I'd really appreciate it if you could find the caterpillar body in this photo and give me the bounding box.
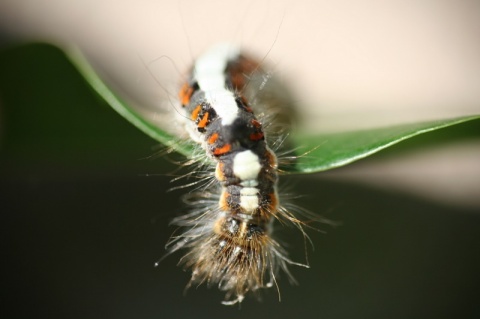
[166,44,304,305]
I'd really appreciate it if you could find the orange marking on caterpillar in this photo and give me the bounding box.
[215,162,225,181]
[208,132,219,144]
[213,144,232,156]
[251,119,262,128]
[265,149,278,168]
[219,190,229,210]
[249,132,264,141]
[191,105,202,121]
[197,112,210,129]
[179,83,194,106]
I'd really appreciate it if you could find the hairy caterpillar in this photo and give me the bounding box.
[163,43,308,305]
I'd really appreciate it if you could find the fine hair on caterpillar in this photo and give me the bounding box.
[149,42,326,306]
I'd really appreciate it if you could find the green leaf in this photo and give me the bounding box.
[66,44,480,173]
[291,115,480,173]
[4,43,477,174]
[66,46,194,158]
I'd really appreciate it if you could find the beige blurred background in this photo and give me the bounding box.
[0,0,479,207]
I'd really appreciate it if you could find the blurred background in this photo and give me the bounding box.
[0,1,479,318]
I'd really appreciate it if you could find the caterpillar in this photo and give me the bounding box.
[164,43,306,305]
